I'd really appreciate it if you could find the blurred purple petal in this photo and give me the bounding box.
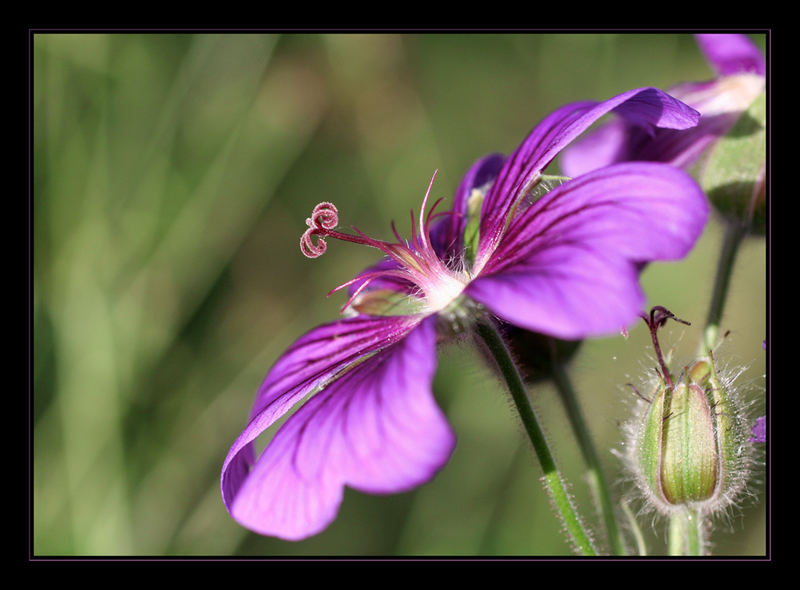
[227,316,454,540]
[749,416,766,443]
[560,84,737,176]
[468,163,708,339]
[561,35,765,178]
[695,34,766,76]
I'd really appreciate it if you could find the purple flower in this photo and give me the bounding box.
[750,416,766,443]
[221,87,709,540]
[560,34,765,177]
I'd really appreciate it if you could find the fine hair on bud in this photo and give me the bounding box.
[615,308,763,543]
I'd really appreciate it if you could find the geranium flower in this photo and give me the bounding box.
[221,87,709,540]
[560,34,765,177]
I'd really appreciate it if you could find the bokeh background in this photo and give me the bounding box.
[32,32,767,557]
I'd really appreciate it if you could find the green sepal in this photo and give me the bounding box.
[523,175,572,208]
[463,175,573,267]
[697,90,766,234]
[350,289,427,317]
[638,381,668,503]
[462,187,485,268]
[702,354,742,499]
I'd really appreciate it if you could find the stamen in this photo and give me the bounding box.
[391,220,404,244]
[298,172,468,315]
[417,170,438,253]
[425,197,446,228]
[409,209,418,250]
[326,269,412,297]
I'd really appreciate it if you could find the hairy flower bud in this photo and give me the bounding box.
[622,309,756,520]
[638,361,723,508]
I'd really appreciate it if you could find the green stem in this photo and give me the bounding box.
[620,499,647,556]
[667,506,706,556]
[475,319,598,556]
[548,340,626,556]
[701,221,747,354]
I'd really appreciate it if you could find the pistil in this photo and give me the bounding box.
[300,172,469,314]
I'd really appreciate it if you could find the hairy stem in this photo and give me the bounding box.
[668,506,706,556]
[548,340,627,555]
[475,319,597,556]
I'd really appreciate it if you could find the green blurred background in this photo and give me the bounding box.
[32,33,767,557]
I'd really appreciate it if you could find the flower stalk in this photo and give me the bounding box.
[548,339,627,555]
[668,506,706,556]
[701,220,748,353]
[475,319,598,555]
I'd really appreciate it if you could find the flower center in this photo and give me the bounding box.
[300,171,469,314]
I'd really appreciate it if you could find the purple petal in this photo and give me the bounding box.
[558,118,632,179]
[749,415,766,443]
[488,162,709,274]
[467,163,708,339]
[221,314,424,514]
[695,34,766,76]
[468,250,643,340]
[475,88,700,268]
[225,316,455,540]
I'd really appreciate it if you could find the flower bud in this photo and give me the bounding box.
[624,309,756,519]
[632,354,753,516]
[649,378,717,505]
